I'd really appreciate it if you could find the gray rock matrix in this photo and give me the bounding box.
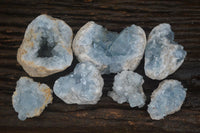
[147,80,187,120]
[12,77,53,121]
[53,62,104,105]
[17,14,73,77]
[73,21,146,74]
[108,71,146,108]
[145,23,187,80]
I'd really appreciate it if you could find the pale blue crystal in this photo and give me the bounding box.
[17,14,73,77]
[145,23,187,80]
[108,71,146,108]
[12,77,53,121]
[73,21,146,74]
[53,62,104,104]
[147,80,187,120]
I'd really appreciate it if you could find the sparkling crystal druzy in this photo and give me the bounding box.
[73,21,146,74]
[12,77,53,121]
[53,62,104,104]
[108,71,146,108]
[147,80,187,120]
[17,14,73,77]
[145,23,187,80]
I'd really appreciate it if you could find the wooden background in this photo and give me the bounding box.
[0,0,200,132]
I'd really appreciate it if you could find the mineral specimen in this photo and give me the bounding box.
[108,71,146,108]
[73,21,146,74]
[144,23,187,80]
[147,80,187,120]
[17,14,73,77]
[53,62,104,104]
[12,77,53,121]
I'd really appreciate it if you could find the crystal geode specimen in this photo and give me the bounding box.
[73,21,146,74]
[12,77,53,121]
[17,14,73,77]
[145,23,187,80]
[53,62,104,104]
[147,80,187,120]
[108,71,146,108]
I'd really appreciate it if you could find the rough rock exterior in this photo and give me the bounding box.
[12,77,53,121]
[73,21,146,74]
[108,71,146,108]
[147,80,187,120]
[145,23,187,80]
[53,62,104,105]
[17,14,73,77]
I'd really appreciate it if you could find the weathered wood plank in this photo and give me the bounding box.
[0,0,199,132]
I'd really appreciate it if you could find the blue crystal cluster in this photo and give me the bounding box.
[17,14,73,77]
[108,71,146,108]
[73,21,146,74]
[12,77,52,121]
[145,23,187,80]
[147,80,187,120]
[53,62,104,104]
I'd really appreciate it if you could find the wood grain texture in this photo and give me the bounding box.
[0,0,200,132]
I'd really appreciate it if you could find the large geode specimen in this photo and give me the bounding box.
[108,71,146,108]
[147,80,187,120]
[17,14,73,77]
[12,77,53,121]
[53,62,104,104]
[73,21,146,74]
[145,23,187,80]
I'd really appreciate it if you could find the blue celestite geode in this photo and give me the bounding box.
[147,80,187,120]
[108,71,146,108]
[53,62,104,104]
[73,21,146,74]
[12,77,53,121]
[145,23,187,80]
[17,14,73,77]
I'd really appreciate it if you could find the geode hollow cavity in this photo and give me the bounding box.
[73,21,146,74]
[17,14,73,77]
[12,77,53,121]
[145,23,187,80]
[147,80,187,120]
[53,62,104,105]
[108,71,146,108]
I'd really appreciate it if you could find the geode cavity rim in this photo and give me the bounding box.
[73,21,146,74]
[17,14,73,77]
[12,77,53,121]
[145,23,187,80]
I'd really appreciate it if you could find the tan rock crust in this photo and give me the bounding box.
[17,14,73,77]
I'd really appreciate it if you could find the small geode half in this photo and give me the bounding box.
[53,62,104,105]
[147,79,187,120]
[108,71,146,108]
[73,21,146,74]
[17,14,73,77]
[145,23,187,80]
[12,77,53,121]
